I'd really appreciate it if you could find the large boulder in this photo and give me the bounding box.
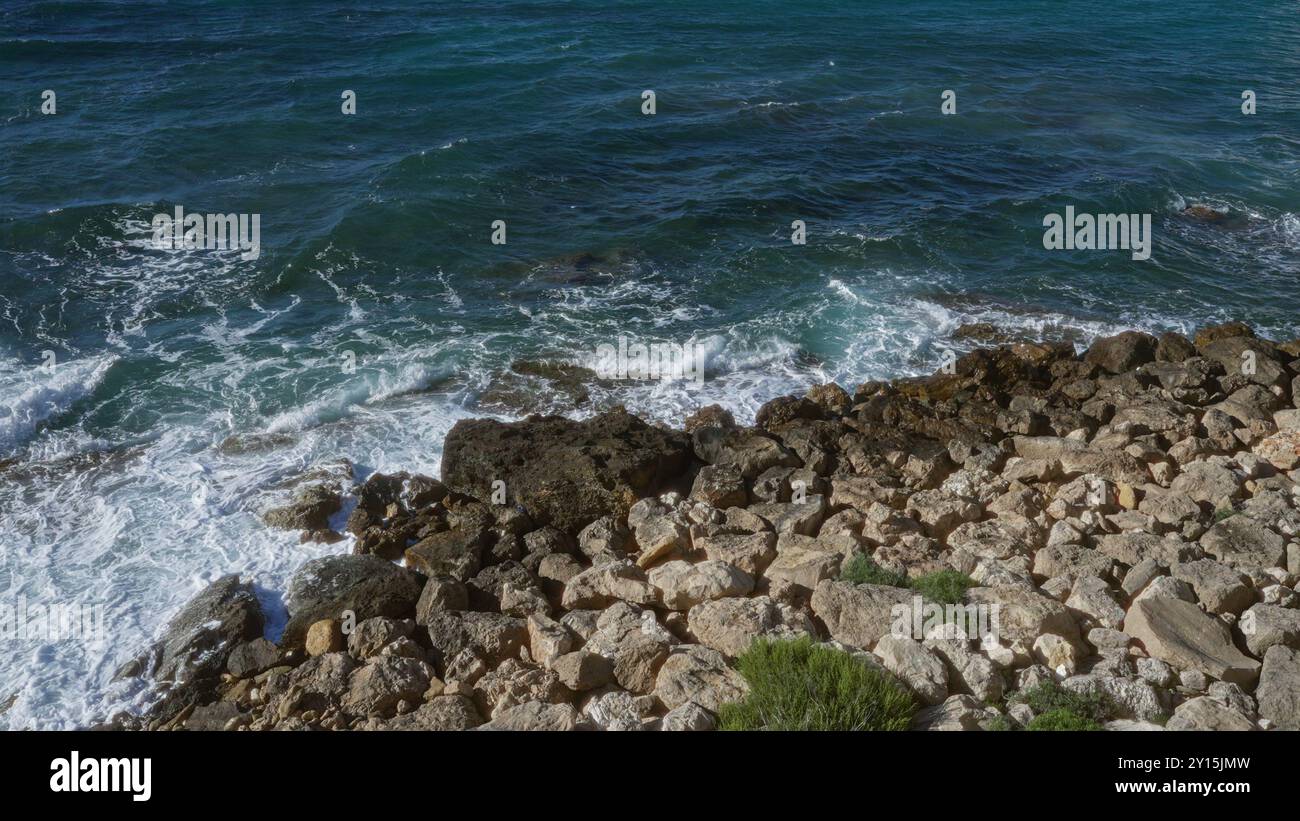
[810,580,913,651]
[441,409,690,534]
[1124,598,1260,686]
[692,426,801,479]
[118,575,263,685]
[1200,516,1287,571]
[649,560,753,611]
[1084,331,1157,374]
[653,644,747,713]
[282,556,423,650]
[687,596,814,657]
[1012,437,1149,485]
[262,483,342,531]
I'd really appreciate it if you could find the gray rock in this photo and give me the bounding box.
[560,559,657,610]
[1255,645,1300,730]
[342,655,436,718]
[1200,515,1287,570]
[1240,603,1300,657]
[477,701,581,731]
[811,580,914,651]
[1166,696,1256,731]
[442,409,691,534]
[282,556,422,650]
[873,634,948,706]
[120,575,263,685]
[660,701,717,731]
[1124,597,1261,686]
[649,559,753,610]
[654,644,747,713]
[687,596,814,658]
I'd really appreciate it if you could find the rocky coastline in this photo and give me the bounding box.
[110,321,1300,731]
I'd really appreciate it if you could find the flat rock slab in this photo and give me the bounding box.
[441,408,690,534]
[1124,598,1260,686]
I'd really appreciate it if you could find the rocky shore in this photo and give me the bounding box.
[111,321,1300,731]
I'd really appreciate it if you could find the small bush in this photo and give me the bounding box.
[1015,681,1112,722]
[838,554,908,588]
[1026,709,1103,731]
[983,714,1015,732]
[910,569,974,605]
[718,637,917,731]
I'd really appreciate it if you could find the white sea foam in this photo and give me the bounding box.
[0,354,117,454]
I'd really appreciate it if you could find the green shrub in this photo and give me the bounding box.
[1015,681,1112,722]
[910,569,974,605]
[838,554,908,588]
[1026,709,1103,731]
[838,556,975,601]
[982,714,1015,732]
[718,637,917,731]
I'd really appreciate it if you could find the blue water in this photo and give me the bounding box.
[1,0,1297,727]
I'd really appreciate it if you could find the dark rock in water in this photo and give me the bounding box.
[951,322,1040,346]
[1155,331,1197,363]
[441,408,690,534]
[355,472,407,515]
[281,555,423,650]
[116,575,263,685]
[478,360,607,415]
[1182,204,1230,224]
[301,528,345,544]
[1194,321,1255,348]
[1084,331,1157,374]
[217,432,296,455]
[262,483,342,531]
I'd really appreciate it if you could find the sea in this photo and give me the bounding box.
[1,0,1297,728]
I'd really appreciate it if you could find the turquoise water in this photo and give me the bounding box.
[1,0,1298,727]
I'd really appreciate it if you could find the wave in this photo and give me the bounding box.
[0,354,117,455]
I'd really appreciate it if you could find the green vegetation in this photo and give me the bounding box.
[1026,709,1103,731]
[982,714,1014,732]
[1014,680,1113,731]
[910,569,974,605]
[838,554,909,587]
[838,556,974,606]
[718,637,917,731]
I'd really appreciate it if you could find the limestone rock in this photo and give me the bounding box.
[1124,597,1261,686]
[687,596,815,658]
